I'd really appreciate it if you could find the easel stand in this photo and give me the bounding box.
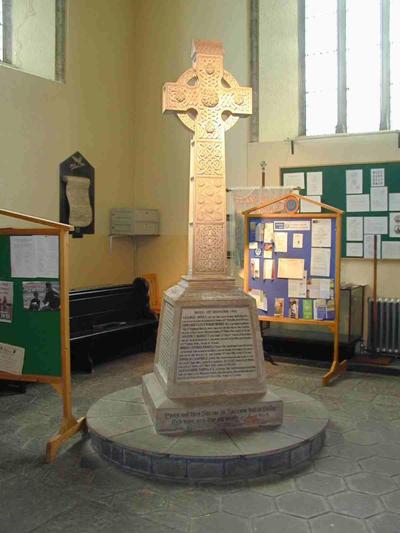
[243,194,346,385]
[0,209,86,462]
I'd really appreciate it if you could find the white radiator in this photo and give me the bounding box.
[368,298,400,355]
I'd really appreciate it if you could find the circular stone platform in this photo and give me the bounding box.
[87,385,329,483]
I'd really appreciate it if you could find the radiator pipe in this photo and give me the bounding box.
[373,235,378,352]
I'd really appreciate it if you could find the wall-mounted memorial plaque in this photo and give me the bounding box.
[59,152,95,238]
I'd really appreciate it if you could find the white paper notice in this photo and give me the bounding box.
[293,233,303,248]
[346,217,363,241]
[306,171,323,196]
[311,219,331,248]
[311,248,331,277]
[10,236,59,279]
[346,169,363,194]
[389,193,400,211]
[274,220,310,231]
[249,289,263,309]
[364,216,388,235]
[389,212,400,238]
[263,259,274,280]
[10,237,35,278]
[346,242,363,257]
[371,186,388,212]
[283,172,305,190]
[288,278,307,298]
[371,168,385,187]
[364,234,381,259]
[309,278,331,299]
[263,223,274,243]
[277,258,304,279]
[274,232,288,253]
[382,241,400,259]
[0,342,25,375]
[35,236,59,278]
[300,196,321,213]
[346,194,370,212]
[249,242,257,250]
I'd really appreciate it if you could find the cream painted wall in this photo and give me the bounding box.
[0,0,136,289]
[132,0,251,293]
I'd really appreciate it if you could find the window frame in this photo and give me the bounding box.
[1,0,12,64]
[299,0,393,136]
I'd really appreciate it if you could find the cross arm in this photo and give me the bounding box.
[162,82,197,114]
[221,86,252,117]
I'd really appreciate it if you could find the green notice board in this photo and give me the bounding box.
[281,161,400,258]
[0,235,61,377]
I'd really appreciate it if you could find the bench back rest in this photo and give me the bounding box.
[69,282,152,334]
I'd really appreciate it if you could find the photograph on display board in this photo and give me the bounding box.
[289,298,299,319]
[274,298,284,317]
[23,282,60,312]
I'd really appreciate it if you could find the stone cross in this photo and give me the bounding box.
[163,40,252,277]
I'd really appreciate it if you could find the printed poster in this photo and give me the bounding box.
[0,342,25,375]
[0,282,13,323]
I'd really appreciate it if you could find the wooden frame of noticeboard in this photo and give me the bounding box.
[0,209,86,462]
[243,194,345,385]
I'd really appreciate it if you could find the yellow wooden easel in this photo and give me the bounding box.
[243,194,346,385]
[0,209,86,462]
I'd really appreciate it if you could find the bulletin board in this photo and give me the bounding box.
[243,194,345,385]
[0,209,86,462]
[0,235,61,377]
[280,161,400,259]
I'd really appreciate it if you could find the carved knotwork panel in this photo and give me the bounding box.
[195,178,225,223]
[195,109,224,140]
[220,87,252,116]
[196,55,223,87]
[195,141,224,177]
[194,224,226,273]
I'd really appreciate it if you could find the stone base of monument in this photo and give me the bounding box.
[142,372,282,433]
[87,385,329,483]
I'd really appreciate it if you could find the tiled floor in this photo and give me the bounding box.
[1,352,400,533]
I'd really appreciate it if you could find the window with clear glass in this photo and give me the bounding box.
[0,0,65,81]
[300,0,400,135]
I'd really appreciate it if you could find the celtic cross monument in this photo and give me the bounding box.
[142,41,283,433]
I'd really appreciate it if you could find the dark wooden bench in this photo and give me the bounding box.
[69,279,158,372]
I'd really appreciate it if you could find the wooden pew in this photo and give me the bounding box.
[69,279,158,372]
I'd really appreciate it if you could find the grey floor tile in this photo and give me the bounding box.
[277,491,329,518]
[112,487,169,515]
[329,490,383,519]
[221,489,275,517]
[145,504,190,532]
[253,512,310,533]
[359,456,400,475]
[381,489,400,513]
[314,456,360,476]
[310,512,368,533]
[0,477,77,533]
[191,512,251,533]
[346,472,398,495]
[250,476,296,496]
[367,512,400,533]
[296,471,346,495]
[167,487,221,516]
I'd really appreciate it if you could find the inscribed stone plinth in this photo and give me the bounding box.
[142,40,283,433]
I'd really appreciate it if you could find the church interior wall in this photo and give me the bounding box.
[256,0,400,306]
[0,0,136,289]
